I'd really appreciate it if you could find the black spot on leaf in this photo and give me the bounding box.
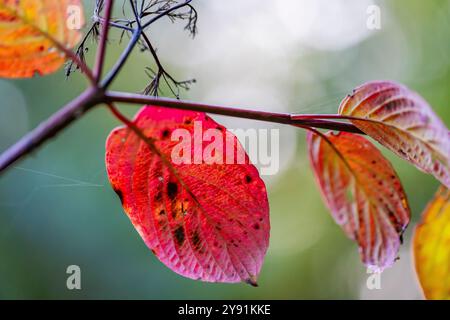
[161,129,170,139]
[167,182,178,200]
[174,225,185,246]
[192,230,201,251]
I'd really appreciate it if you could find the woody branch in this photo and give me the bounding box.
[0,0,362,175]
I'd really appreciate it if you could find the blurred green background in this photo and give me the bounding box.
[0,0,449,299]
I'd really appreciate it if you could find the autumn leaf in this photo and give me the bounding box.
[0,0,83,78]
[307,131,410,271]
[338,81,450,188]
[413,186,450,300]
[105,106,270,285]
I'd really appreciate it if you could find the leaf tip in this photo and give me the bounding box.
[245,275,259,287]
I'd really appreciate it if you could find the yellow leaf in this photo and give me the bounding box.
[413,186,450,300]
[0,0,84,78]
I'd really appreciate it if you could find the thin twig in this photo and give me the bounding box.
[141,0,192,29]
[45,32,96,84]
[93,0,114,82]
[129,0,142,27]
[140,32,195,97]
[65,23,99,78]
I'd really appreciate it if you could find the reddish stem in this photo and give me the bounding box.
[291,114,346,120]
[104,91,364,134]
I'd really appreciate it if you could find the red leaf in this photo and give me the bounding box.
[307,131,410,271]
[105,106,270,285]
[339,81,450,188]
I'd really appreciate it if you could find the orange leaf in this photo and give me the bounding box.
[105,106,270,285]
[413,186,450,300]
[0,0,84,78]
[307,131,410,271]
[339,81,450,188]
